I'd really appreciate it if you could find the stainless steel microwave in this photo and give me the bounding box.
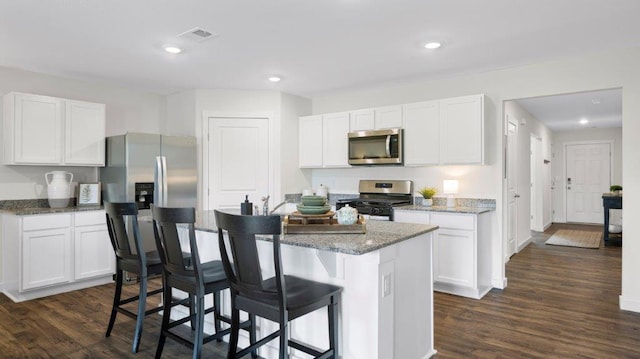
[348,128,403,165]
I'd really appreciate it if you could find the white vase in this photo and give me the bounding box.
[45,171,73,208]
[422,198,433,207]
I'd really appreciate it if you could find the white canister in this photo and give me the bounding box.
[45,171,73,208]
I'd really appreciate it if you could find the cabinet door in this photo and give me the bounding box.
[22,228,72,290]
[11,93,63,164]
[350,109,375,131]
[74,224,115,280]
[374,105,402,129]
[65,100,106,166]
[299,115,324,168]
[323,112,351,167]
[439,94,484,164]
[433,228,475,287]
[403,101,440,166]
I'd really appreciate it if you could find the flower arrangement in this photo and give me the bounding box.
[418,187,437,199]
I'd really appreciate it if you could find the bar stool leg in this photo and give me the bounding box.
[105,268,123,338]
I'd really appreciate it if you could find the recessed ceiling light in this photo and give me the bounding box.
[164,45,182,54]
[579,118,589,125]
[268,76,281,83]
[424,42,442,49]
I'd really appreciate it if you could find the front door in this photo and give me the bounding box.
[206,117,269,210]
[565,142,611,224]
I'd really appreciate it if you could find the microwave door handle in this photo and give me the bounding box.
[385,135,391,158]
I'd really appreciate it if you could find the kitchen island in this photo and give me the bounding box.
[191,210,438,359]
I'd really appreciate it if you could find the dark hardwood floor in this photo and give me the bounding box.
[0,223,638,358]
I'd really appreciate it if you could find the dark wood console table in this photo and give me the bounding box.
[602,193,622,243]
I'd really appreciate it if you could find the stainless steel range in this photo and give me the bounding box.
[336,180,413,221]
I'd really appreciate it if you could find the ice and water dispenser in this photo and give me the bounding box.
[135,182,154,210]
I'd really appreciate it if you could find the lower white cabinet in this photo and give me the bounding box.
[395,210,492,299]
[74,211,115,280]
[2,210,115,302]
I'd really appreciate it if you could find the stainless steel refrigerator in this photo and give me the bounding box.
[100,132,197,252]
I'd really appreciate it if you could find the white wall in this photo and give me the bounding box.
[0,66,166,200]
[311,47,640,312]
[165,89,312,209]
[504,100,553,244]
[551,127,623,222]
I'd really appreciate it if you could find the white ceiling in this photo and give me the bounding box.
[514,89,622,131]
[0,1,638,129]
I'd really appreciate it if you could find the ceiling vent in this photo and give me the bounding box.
[177,27,218,43]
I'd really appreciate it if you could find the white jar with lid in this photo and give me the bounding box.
[316,184,328,198]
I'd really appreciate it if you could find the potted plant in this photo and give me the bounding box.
[610,185,622,194]
[417,187,437,206]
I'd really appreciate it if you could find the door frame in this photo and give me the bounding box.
[563,140,614,223]
[201,111,276,211]
[505,114,519,262]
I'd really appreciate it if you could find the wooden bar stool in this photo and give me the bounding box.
[214,210,342,359]
[151,205,254,359]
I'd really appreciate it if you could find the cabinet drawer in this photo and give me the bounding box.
[431,213,475,230]
[23,213,71,231]
[75,210,106,226]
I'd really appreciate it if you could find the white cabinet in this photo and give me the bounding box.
[21,214,73,291]
[64,100,106,165]
[403,101,440,166]
[349,106,402,131]
[299,112,350,168]
[394,209,492,299]
[299,115,324,167]
[322,112,350,167]
[439,94,484,164]
[3,92,105,166]
[404,94,484,166]
[74,211,115,280]
[2,210,114,302]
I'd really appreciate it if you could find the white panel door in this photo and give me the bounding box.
[506,119,518,259]
[349,109,374,131]
[566,143,611,223]
[439,94,484,164]
[374,105,403,129]
[208,117,269,209]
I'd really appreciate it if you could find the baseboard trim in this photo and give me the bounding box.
[619,295,640,313]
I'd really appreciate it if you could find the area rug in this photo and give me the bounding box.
[545,229,601,249]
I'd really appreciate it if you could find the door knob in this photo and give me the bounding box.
[514,194,520,198]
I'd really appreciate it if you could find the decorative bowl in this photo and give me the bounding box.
[301,195,327,206]
[296,203,331,214]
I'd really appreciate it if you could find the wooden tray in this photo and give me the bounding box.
[283,213,366,234]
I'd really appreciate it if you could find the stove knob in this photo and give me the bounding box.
[371,207,380,215]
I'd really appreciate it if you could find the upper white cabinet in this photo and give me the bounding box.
[299,115,324,167]
[403,101,440,166]
[349,106,402,131]
[322,112,350,167]
[404,94,484,166]
[439,94,484,165]
[299,112,350,168]
[349,109,374,131]
[64,100,106,165]
[374,105,403,129]
[3,92,105,166]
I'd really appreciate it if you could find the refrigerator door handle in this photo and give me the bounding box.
[155,156,165,206]
[161,156,168,206]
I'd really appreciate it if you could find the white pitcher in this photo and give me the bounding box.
[45,171,73,208]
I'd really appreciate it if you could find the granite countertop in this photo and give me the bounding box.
[1,205,104,215]
[196,210,438,256]
[395,204,493,214]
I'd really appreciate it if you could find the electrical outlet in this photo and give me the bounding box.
[382,274,392,297]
